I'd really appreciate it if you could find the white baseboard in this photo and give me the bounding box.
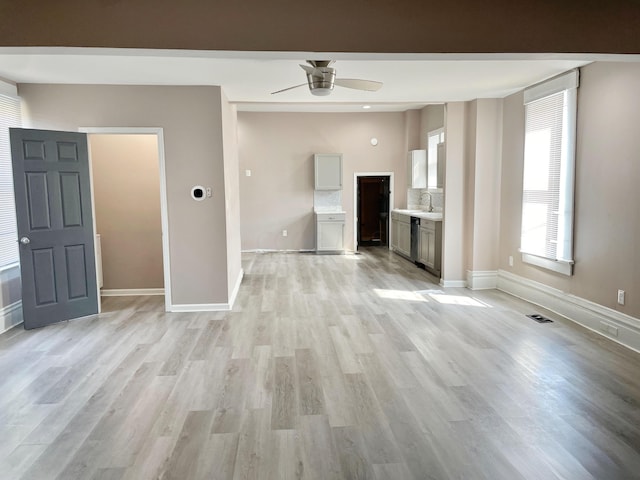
[466,270,498,290]
[439,279,467,288]
[1,301,23,334]
[497,269,640,354]
[228,269,244,310]
[242,249,315,253]
[101,288,165,297]
[170,303,232,312]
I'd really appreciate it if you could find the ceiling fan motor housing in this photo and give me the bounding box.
[306,67,336,96]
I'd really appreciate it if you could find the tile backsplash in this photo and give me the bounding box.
[407,188,443,211]
[314,190,343,212]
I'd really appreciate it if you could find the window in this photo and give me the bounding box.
[427,128,444,189]
[520,69,578,276]
[0,93,22,269]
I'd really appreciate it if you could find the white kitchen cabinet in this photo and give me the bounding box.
[391,213,400,251]
[418,220,442,276]
[391,211,411,259]
[316,212,345,253]
[418,223,436,269]
[314,154,343,190]
[397,221,411,258]
[407,150,427,189]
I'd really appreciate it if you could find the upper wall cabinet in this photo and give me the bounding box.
[315,154,343,190]
[407,149,427,189]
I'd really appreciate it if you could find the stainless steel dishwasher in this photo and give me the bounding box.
[410,216,420,262]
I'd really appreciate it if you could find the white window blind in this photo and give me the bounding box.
[0,94,22,269]
[521,70,578,275]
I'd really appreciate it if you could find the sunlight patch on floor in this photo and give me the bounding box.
[428,294,490,307]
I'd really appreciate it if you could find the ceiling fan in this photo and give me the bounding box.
[271,60,383,96]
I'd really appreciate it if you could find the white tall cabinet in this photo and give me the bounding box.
[314,153,344,253]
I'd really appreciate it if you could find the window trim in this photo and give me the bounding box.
[520,251,574,276]
[520,69,579,276]
[0,92,22,269]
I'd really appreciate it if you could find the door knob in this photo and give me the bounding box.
[20,237,30,245]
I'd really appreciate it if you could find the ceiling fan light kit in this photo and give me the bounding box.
[271,60,383,96]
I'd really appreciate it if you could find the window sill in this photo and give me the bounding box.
[521,252,573,276]
[0,262,20,274]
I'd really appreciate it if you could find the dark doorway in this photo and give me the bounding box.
[357,176,391,248]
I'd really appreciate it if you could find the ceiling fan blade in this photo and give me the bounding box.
[270,83,308,95]
[334,78,383,92]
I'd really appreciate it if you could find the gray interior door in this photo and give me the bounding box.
[10,128,98,329]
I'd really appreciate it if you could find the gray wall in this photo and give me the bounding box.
[19,84,239,306]
[238,112,407,251]
[499,62,640,318]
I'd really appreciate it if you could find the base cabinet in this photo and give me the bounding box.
[391,216,399,251]
[390,212,411,258]
[418,220,442,276]
[316,212,345,253]
[397,222,411,258]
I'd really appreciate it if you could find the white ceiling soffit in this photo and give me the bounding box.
[0,48,634,112]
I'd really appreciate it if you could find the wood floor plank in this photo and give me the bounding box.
[332,425,375,480]
[329,325,362,374]
[295,348,325,416]
[161,410,215,480]
[372,462,414,480]
[344,373,403,464]
[271,356,297,430]
[90,467,127,480]
[211,358,251,434]
[232,408,271,480]
[298,414,343,479]
[196,433,239,480]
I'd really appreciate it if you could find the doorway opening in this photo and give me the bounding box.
[82,127,171,313]
[355,174,392,250]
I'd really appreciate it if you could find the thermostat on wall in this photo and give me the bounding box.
[191,185,207,202]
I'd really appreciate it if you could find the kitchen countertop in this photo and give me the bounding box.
[392,209,443,221]
[314,207,345,214]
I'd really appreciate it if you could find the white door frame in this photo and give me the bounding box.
[353,172,394,252]
[79,127,172,313]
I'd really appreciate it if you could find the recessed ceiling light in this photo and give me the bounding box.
[362,105,371,109]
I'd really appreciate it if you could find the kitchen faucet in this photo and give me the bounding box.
[424,192,433,212]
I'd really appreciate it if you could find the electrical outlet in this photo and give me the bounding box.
[618,289,625,305]
[508,255,514,267]
[245,169,252,177]
[282,230,287,237]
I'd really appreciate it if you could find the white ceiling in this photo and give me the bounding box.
[0,47,622,112]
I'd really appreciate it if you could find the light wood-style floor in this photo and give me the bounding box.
[1,248,640,480]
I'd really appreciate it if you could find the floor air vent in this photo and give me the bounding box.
[527,314,553,323]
